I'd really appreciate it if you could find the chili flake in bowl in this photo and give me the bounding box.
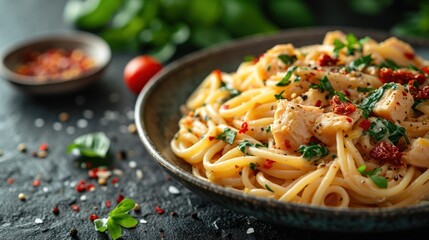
[0,31,111,95]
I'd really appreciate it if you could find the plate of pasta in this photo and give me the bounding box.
[135,27,429,232]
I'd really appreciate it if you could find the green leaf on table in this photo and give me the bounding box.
[66,132,110,158]
[111,198,136,215]
[107,218,122,240]
[111,213,139,228]
[94,218,108,232]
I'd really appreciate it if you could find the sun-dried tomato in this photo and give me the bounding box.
[318,54,338,67]
[370,141,402,166]
[379,68,426,85]
[408,80,429,100]
[330,95,356,115]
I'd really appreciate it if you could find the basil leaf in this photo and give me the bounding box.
[297,143,329,162]
[107,218,122,240]
[94,218,108,232]
[358,82,397,118]
[111,213,138,228]
[379,59,400,69]
[216,128,237,145]
[276,66,297,86]
[312,76,335,96]
[278,54,297,65]
[370,176,388,189]
[348,55,373,71]
[366,117,409,145]
[66,132,110,158]
[111,198,135,215]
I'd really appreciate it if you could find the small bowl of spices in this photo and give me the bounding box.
[0,31,111,95]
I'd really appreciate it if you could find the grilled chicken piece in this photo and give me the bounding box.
[372,84,413,123]
[402,137,429,168]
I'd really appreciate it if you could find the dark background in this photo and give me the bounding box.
[0,0,428,240]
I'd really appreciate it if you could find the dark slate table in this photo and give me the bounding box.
[0,1,428,239]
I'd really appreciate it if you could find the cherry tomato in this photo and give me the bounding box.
[123,55,163,94]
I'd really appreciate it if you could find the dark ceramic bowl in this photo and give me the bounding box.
[135,27,429,232]
[0,31,111,95]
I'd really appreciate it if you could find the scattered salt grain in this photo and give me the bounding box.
[77,119,88,128]
[168,186,180,195]
[112,169,123,176]
[35,218,43,224]
[128,161,137,169]
[53,122,62,131]
[83,109,94,119]
[246,228,254,234]
[43,187,49,192]
[66,126,76,135]
[136,169,143,179]
[139,219,147,224]
[80,195,87,201]
[34,118,45,127]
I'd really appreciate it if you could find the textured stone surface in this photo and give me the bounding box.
[0,1,428,239]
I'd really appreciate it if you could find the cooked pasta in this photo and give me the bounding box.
[171,31,429,208]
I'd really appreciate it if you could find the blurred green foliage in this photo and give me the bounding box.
[63,0,429,63]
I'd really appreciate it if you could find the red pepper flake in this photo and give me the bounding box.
[212,69,222,81]
[343,89,351,97]
[86,183,96,191]
[87,168,98,179]
[116,194,125,204]
[111,177,120,185]
[318,54,339,66]
[52,206,60,215]
[71,204,80,212]
[359,119,371,131]
[89,214,99,222]
[370,141,403,166]
[75,180,86,193]
[32,179,41,187]
[222,105,229,109]
[7,178,14,184]
[330,95,356,115]
[39,143,49,151]
[284,140,291,149]
[422,66,429,75]
[208,136,215,141]
[263,159,276,169]
[238,122,249,134]
[346,117,352,123]
[315,100,322,107]
[155,206,165,214]
[404,52,415,60]
[105,200,112,208]
[379,67,426,85]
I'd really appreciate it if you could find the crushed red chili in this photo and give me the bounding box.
[318,54,338,66]
[155,206,165,214]
[239,122,249,134]
[370,141,403,166]
[359,119,371,131]
[15,48,95,80]
[284,139,291,149]
[330,95,356,115]
[212,69,222,81]
[404,52,415,60]
[89,214,99,222]
[263,159,275,169]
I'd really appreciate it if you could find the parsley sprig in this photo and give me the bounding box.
[297,143,329,162]
[238,140,264,154]
[347,55,373,71]
[94,198,138,240]
[216,128,237,145]
[276,66,297,86]
[66,132,110,158]
[278,54,297,65]
[357,166,387,189]
[333,33,369,57]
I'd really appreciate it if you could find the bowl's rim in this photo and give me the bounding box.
[0,30,111,86]
[135,26,429,220]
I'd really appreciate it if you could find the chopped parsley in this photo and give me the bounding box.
[276,66,297,86]
[243,55,256,62]
[297,143,329,162]
[238,140,264,154]
[333,33,368,56]
[249,162,257,171]
[366,117,410,145]
[357,165,387,189]
[358,82,397,118]
[310,76,335,95]
[220,82,241,99]
[347,55,373,71]
[278,54,297,65]
[274,90,286,100]
[357,87,375,93]
[379,59,400,70]
[216,128,237,145]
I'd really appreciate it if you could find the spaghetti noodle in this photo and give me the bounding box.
[171,31,429,208]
